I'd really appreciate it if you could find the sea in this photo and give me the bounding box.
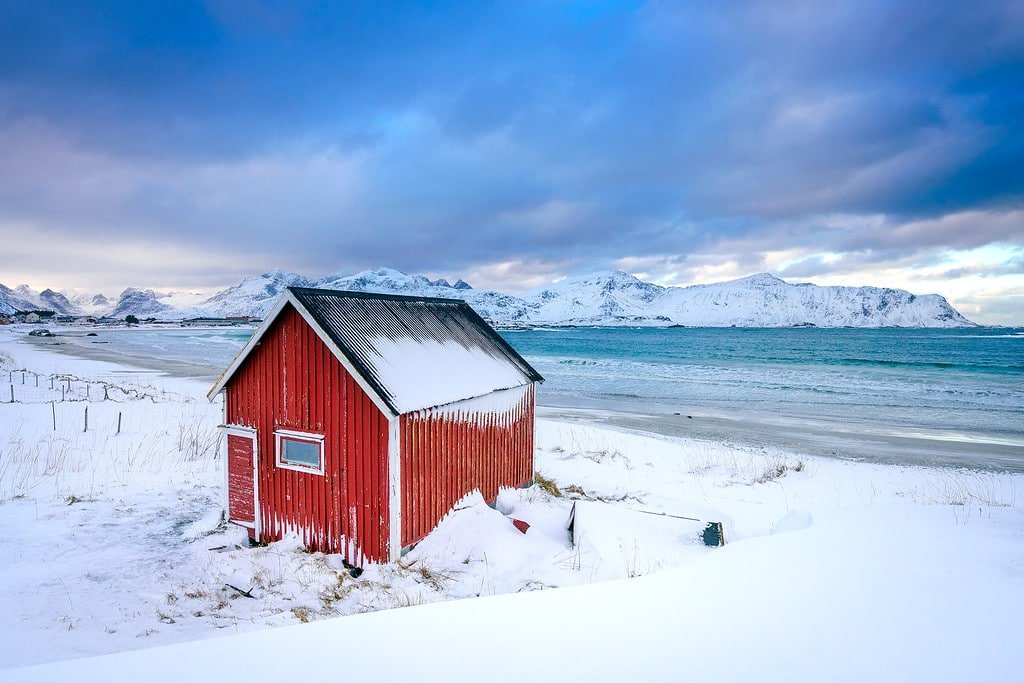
[54,326,1024,471]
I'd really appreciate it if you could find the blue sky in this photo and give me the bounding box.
[0,1,1021,323]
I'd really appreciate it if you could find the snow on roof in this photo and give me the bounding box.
[210,287,542,415]
[363,336,531,414]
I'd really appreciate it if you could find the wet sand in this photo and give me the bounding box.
[22,332,224,382]
[21,329,1024,473]
[538,404,1024,473]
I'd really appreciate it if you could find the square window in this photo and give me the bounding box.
[275,430,324,474]
[282,438,319,466]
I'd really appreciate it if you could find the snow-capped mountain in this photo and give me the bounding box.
[0,284,37,314]
[39,289,78,315]
[317,268,535,323]
[182,267,972,327]
[0,268,975,327]
[652,273,969,327]
[528,270,670,324]
[62,290,113,316]
[0,282,224,319]
[108,288,177,318]
[178,269,315,319]
[0,284,81,315]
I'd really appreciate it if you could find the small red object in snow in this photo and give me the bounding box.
[511,518,530,534]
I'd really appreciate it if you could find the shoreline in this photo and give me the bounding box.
[15,327,1024,473]
[20,331,225,381]
[538,404,1024,474]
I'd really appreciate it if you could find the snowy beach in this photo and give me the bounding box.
[1,325,1022,680]
[540,404,1024,474]
[26,324,1024,472]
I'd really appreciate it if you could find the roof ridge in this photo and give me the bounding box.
[211,288,543,414]
[287,286,466,305]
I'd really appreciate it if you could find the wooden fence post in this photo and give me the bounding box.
[117,412,122,435]
[84,406,88,433]
[52,402,56,431]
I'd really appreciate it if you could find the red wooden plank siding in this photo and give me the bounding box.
[398,385,535,549]
[226,434,255,525]
[224,305,391,564]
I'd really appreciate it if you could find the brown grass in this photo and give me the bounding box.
[533,472,561,497]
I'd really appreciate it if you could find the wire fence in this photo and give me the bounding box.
[1,366,207,435]
[2,368,170,404]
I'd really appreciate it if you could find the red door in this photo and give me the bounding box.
[226,432,257,530]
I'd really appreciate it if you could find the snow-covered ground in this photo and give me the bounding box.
[0,329,1021,680]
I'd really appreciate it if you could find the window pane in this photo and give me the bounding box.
[282,438,320,467]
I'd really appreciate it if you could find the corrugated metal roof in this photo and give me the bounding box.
[287,287,543,414]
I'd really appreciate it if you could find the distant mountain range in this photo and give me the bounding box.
[0,267,975,327]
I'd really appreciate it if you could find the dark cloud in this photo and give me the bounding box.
[941,257,1024,280]
[777,256,840,280]
[837,211,1024,252]
[0,0,1021,320]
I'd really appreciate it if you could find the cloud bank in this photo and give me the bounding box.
[0,1,1021,323]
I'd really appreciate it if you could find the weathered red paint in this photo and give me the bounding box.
[224,305,389,564]
[398,385,535,548]
[226,433,255,526]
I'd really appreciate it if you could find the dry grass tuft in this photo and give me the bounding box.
[900,472,1019,507]
[533,472,561,497]
[753,460,805,485]
[562,484,587,497]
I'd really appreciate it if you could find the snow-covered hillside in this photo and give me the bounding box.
[520,271,973,327]
[177,269,314,319]
[62,290,113,316]
[659,273,971,327]
[181,268,972,327]
[318,268,535,324]
[0,268,975,327]
[529,270,669,324]
[108,288,172,318]
[0,284,81,315]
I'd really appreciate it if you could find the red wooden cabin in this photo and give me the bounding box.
[208,287,543,565]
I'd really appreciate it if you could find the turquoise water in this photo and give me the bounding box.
[74,326,1024,467]
[500,327,1024,449]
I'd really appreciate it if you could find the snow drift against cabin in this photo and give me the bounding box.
[0,268,974,328]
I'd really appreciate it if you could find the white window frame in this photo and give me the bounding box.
[274,428,325,475]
